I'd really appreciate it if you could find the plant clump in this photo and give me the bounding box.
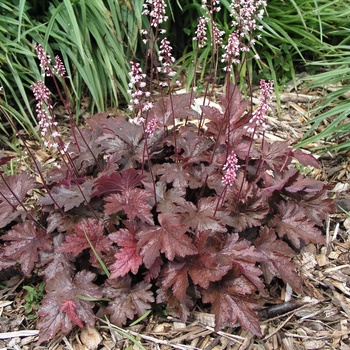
[0,0,335,344]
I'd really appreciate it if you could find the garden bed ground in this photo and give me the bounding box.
[0,76,349,350]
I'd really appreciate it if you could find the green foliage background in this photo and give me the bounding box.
[0,0,349,151]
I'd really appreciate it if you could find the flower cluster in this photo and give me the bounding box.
[230,0,266,35]
[145,118,158,137]
[35,44,52,76]
[157,38,181,88]
[127,61,153,123]
[35,44,66,78]
[195,1,224,49]
[195,16,210,48]
[31,81,60,149]
[142,0,168,29]
[222,0,266,71]
[245,79,274,134]
[222,32,241,69]
[222,150,240,187]
[53,56,66,77]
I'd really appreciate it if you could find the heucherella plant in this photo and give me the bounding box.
[0,0,334,344]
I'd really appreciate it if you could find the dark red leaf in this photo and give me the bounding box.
[299,191,336,226]
[104,188,154,225]
[254,226,304,293]
[39,234,75,281]
[293,149,320,169]
[202,270,262,336]
[59,219,111,260]
[270,200,326,249]
[136,214,197,268]
[147,93,199,127]
[108,222,143,278]
[180,197,228,233]
[1,221,52,276]
[60,299,83,328]
[104,275,154,326]
[259,141,293,171]
[162,231,231,301]
[225,176,269,231]
[0,172,37,228]
[219,233,266,293]
[39,180,94,212]
[92,168,146,197]
[156,163,190,189]
[37,270,102,343]
[155,182,187,214]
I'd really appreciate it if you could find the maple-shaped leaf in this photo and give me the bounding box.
[147,93,199,127]
[219,233,266,293]
[92,169,146,197]
[169,126,211,165]
[225,174,269,231]
[155,163,190,189]
[97,117,145,168]
[285,176,326,194]
[219,81,250,128]
[46,210,81,234]
[270,200,326,249]
[180,197,229,233]
[155,182,187,214]
[108,221,143,278]
[37,270,102,343]
[201,269,262,336]
[254,226,303,293]
[259,140,293,171]
[60,299,83,328]
[136,214,197,268]
[299,191,336,226]
[159,287,195,323]
[292,149,320,169]
[67,127,104,175]
[201,105,225,139]
[260,169,299,198]
[161,231,231,302]
[104,188,154,224]
[59,219,111,262]
[104,275,154,326]
[0,172,37,228]
[162,255,230,302]
[39,234,75,281]
[39,179,94,212]
[1,221,52,276]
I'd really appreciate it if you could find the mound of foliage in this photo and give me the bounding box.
[0,0,335,344]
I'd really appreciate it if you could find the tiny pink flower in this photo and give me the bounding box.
[53,56,66,77]
[245,79,274,134]
[35,44,52,76]
[145,118,158,137]
[222,151,240,187]
[142,0,168,28]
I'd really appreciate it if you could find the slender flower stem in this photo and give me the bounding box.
[0,172,45,229]
[0,106,65,216]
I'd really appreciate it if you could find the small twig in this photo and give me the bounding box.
[0,330,39,339]
[262,313,294,341]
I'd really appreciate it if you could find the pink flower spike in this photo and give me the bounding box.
[35,44,52,76]
[145,118,158,137]
[245,79,274,134]
[222,151,240,187]
[54,56,66,77]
